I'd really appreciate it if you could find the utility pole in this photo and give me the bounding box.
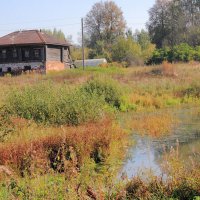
[81,18,85,70]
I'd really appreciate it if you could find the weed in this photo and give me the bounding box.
[81,78,122,109]
[5,82,106,125]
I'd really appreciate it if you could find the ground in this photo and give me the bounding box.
[0,63,199,199]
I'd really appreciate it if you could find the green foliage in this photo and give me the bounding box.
[194,46,200,61]
[88,40,112,62]
[5,82,106,125]
[42,28,66,41]
[112,37,142,66]
[84,1,126,48]
[148,0,200,48]
[147,43,200,64]
[0,107,14,142]
[81,79,122,109]
[173,43,196,62]
[134,29,152,50]
[120,96,137,112]
[71,46,90,61]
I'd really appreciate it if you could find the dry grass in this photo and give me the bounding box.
[0,63,199,199]
[124,112,177,137]
[0,117,127,177]
[162,61,177,76]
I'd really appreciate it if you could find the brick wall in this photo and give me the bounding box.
[45,61,65,72]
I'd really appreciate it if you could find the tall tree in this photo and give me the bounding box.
[147,0,171,48]
[147,0,200,47]
[134,29,151,50]
[84,1,126,48]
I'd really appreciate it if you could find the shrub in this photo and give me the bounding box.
[147,43,200,64]
[112,37,142,66]
[5,82,106,125]
[81,79,122,109]
[173,43,195,62]
[0,107,14,142]
[0,118,126,176]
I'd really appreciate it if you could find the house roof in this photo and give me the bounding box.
[0,30,71,47]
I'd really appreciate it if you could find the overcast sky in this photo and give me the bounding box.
[0,0,155,43]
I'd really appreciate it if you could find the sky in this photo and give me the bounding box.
[0,0,155,44]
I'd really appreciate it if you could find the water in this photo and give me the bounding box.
[121,107,200,179]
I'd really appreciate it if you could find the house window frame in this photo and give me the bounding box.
[33,48,41,59]
[13,48,17,58]
[24,49,30,58]
[2,49,7,59]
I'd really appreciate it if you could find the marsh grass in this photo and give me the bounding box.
[0,63,200,199]
[122,112,177,137]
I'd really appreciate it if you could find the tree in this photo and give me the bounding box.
[147,0,171,48]
[84,1,126,48]
[134,29,151,50]
[71,46,89,60]
[112,37,142,66]
[134,29,156,61]
[88,40,112,62]
[147,0,200,48]
[42,28,66,41]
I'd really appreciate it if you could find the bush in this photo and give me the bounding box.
[112,37,142,66]
[5,82,106,125]
[173,43,195,62]
[147,43,200,64]
[81,79,122,109]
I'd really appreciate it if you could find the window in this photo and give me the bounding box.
[24,50,29,58]
[2,49,6,59]
[13,49,17,58]
[34,49,40,58]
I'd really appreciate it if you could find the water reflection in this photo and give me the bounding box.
[121,107,200,179]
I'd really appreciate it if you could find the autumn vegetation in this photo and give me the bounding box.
[0,0,200,199]
[0,62,199,199]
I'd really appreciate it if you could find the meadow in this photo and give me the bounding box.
[0,63,200,199]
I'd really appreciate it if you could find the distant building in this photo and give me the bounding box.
[0,30,73,74]
[74,58,107,68]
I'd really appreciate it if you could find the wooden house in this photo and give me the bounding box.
[0,30,72,74]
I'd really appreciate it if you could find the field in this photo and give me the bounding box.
[0,63,200,199]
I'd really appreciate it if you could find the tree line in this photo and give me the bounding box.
[148,0,200,48]
[45,0,200,66]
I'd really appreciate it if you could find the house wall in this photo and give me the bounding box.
[0,62,44,73]
[45,61,65,71]
[46,46,61,62]
[0,45,72,73]
[63,47,71,69]
[0,46,44,63]
[0,45,45,73]
[46,45,71,71]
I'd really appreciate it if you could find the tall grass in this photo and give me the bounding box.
[0,64,200,199]
[4,82,107,126]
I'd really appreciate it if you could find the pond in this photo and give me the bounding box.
[121,107,200,179]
